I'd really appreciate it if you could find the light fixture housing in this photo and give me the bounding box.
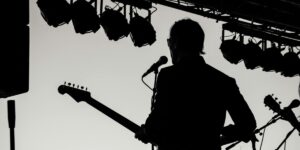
[281,49,299,77]
[71,0,100,34]
[37,0,71,27]
[242,40,263,70]
[99,7,130,41]
[129,13,156,47]
[220,38,244,64]
[261,44,284,72]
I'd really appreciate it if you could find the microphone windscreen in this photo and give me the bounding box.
[159,56,168,64]
[289,99,300,109]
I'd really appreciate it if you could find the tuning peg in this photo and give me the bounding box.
[86,87,88,91]
[68,82,71,86]
[64,81,66,85]
[81,86,84,89]
[259,132,263,136]
[278,101,282,104]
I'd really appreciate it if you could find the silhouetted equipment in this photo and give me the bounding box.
[154,0,300,39]
[129,13,156,47]
[281,49,299,77]
[264,95,300,149]
[8,100,16,129]
[99,7,130,41]
[37,0,71,27]
[7,100,16,150]
[158,0,300,76]
[1,26,29,98]
[242,40,263,70]
[71,0,100,34]
[264,95,300,134]
[36,0,157,46]
[219,37,244,64]
[142,56,168,78]
[3,1,29,26]
[261,44,284,72]
[221,22,300,76]
[58,83,141,133]
[112,0,152,9]
[227,95,300,150]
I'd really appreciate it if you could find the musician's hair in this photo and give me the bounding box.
[170,18,205,54]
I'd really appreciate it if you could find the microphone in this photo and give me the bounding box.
[142,56,168,78]
[8,100,16,129]
[279,99,300,133]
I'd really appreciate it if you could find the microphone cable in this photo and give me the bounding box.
[141,77,153,91]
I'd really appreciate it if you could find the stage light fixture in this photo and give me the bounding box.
[219,37,244,64]
[261,44,284,72]
[99,7,130,41]
[242,40,263,70]
[129,13,156,47]
[71,0,100,34]
[37,0,71,27]
[281,49,299,77]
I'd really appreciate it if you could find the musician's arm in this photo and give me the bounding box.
[222,80,257,143]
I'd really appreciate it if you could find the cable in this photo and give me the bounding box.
[141,77,153,91]
[259,128,266,150]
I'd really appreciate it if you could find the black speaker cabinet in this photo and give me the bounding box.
[3,0,29,26]
[0,26,29,98]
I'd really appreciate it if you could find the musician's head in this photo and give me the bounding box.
[167,18,205,64]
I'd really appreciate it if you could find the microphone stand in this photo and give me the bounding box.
[141,68,159,150]
[151,68,158,150]
[226,115,281,150]
[275,128,296,150]
[8,100,16,150]
[151,68,158,111]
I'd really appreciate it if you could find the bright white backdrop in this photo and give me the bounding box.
[0,1,299,150]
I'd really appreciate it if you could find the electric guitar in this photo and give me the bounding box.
[58,83,238,146]
[58,83,141,134]
[264,94,300,131]
[264,94,282,114]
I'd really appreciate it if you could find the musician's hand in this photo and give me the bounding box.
[135,124,150,144]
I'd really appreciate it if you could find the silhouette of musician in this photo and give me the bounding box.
[135,19,257,150]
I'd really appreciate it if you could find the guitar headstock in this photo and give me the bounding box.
[264,94,281,113]
[58,82,91,103]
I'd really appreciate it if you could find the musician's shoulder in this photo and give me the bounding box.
[160,66,175,73]
[205,64,235,81]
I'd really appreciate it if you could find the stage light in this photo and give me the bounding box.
[281,49,299,77]
[129,13,156,47]
[99,7,130,41]
[242,40,263,70]
[37,0,71,27]
[261,44,284,72]
[219,38,244,64]
[71,0,100,34]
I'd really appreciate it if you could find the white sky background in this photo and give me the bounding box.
[0,0,299,150]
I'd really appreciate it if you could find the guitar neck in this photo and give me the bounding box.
[85,97,140,133]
